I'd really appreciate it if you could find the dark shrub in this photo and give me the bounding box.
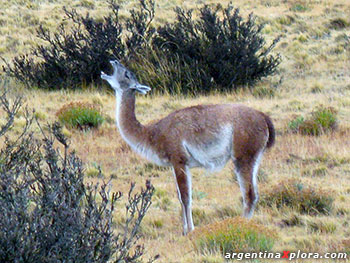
[152,4,281,93]
[2,1,280,94]
[2,2,125,89]
[0,89,157,263]
[125,0,156,56]
[2,0,155,90]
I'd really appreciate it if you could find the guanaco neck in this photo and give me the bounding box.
[115,89,148,148]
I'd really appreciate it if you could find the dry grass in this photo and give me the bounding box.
[1,0,350,262]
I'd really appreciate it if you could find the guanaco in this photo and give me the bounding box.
[101,60,275,235]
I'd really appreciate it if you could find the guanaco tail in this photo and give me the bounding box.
[101,60,275,235]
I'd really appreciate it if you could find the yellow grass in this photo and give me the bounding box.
[1,0,350,262]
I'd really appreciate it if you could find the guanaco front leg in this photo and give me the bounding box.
[172,165,194,235]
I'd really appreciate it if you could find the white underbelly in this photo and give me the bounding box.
[183,125,233,172]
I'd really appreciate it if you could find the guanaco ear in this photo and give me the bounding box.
[132,84,151,95]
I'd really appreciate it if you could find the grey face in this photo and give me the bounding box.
[101,60,151,95]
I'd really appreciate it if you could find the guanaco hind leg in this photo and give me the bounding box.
[234,151,263,218]
[172,165,194,235]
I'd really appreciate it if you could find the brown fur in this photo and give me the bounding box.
[145,103,271,164]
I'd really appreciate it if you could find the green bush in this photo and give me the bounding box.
[191,217,277,254]
[288,106,337,135]
[56,101,104,130]
[312,106,337,132]
[260,178,334,215]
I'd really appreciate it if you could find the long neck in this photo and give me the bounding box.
[115,89,147,148]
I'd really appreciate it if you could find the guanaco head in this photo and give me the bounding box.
[101,60,151,95]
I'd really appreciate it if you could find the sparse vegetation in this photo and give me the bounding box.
[302,165,328,177]
[56,101,104,130]
[288,106,337,135]
[215,205,241,219]
[191,217,277,254]
[260,178,334,215]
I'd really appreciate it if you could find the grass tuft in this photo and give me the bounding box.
[310,82,324,93]
[288,116,305,132]
[149,218,164,229]
[290,2,310,12]
[307,218,337,234]
[190,217,277,254]
[288,106,337,135]
[290,1,311,12]
[260,178,334,215]
[281,213,304,227]
[56,101,104,130]
[329,18,349,30]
